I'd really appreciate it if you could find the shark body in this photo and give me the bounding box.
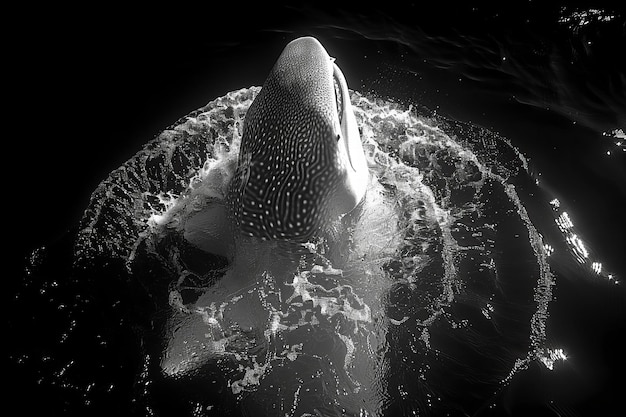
[227,36,368,242]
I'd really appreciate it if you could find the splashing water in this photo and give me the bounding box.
[18,87,598,416]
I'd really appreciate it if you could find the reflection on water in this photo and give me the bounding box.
[551,198,619,283]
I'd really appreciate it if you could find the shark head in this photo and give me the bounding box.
[228,36,368,241]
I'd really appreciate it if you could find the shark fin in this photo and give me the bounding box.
[183,202,234,261]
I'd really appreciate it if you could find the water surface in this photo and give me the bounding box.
[10,2,625,416]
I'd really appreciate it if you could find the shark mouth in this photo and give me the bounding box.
[332,61,358,172]
[333,67,344,131]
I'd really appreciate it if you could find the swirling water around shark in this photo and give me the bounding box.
[80,87,558,415]
[14,83,620,416]
[10,5,625,417]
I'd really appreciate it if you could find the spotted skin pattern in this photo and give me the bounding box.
[227,37,357,241]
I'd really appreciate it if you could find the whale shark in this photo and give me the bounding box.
[163,37,371,377]
[183,37,368,258]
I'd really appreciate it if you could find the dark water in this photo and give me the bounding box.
[9,2,625,416]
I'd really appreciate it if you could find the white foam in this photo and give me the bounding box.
[285,271,372,324]
[230,358,269,394]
